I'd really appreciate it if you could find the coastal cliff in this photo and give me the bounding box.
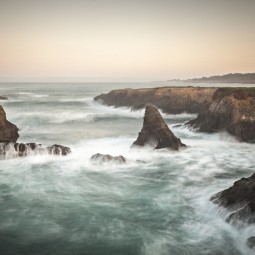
[187,88,255,143]
[94,87,216,114]
[94,87,255,143]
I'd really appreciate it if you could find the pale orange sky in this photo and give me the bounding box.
[0,0,255,82]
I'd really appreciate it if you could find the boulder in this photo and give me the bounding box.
[211,173,255,224]
[132,105,186,150]
[0,105,19,143]
[91,153,126,164]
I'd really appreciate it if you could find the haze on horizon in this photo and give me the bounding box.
[0,0,255,82]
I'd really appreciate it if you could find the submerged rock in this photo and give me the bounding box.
[211,173,255,224]
[132,105,186,150]
[91,153,127,164]
[0,105,19,143]
[0,142,71,159]
[0,96,8,100]
[247,236,255,249]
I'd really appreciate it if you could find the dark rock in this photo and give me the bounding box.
[211,173,255,224]
[47,144,71,156]
[0,142,71,159]
[0,96,8,100]
[132,105,186,150]
[91,153,127,164]
[187,88,255,143]
[0,105,19,143]
[247,236,255,249]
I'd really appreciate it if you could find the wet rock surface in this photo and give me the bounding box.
[211,173,255,224]
[0,105,19,143]
[132,105,186,150]
[0,142,71,159]
[90,153,127,164]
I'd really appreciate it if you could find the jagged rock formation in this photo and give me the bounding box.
[0,96,8,100]
[211,173,255,224]
[0,142,71,159]
[94,87,216,114]
[0,104,71,159]
[90,153,126,164]
[187,88,255,143]
[0,105,19,143]
[132,105,186,150]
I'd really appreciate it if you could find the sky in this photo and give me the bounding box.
[0,0,255,82]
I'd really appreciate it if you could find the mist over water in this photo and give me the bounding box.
[0,82,255,255]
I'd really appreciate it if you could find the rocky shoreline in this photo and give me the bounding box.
[94,87,255,143]
[0,104,71,159]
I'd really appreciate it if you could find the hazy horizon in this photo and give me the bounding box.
[1,0,255,82]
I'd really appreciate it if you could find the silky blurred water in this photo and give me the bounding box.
[0,82,255,255]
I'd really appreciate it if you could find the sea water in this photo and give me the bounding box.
[0,82,254,255]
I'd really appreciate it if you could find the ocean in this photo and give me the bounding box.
[0,82,254,255]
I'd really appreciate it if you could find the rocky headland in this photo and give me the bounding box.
[187,88,255,143]
[94,87,255,143]
[94,87,216,114]
[0,104,71,159]
[132,105,186,150]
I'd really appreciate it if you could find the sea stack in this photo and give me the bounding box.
[0,105,19,143]
[132,105,186,150]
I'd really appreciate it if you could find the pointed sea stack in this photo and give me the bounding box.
[0,105,19,143]
[132,105,186,150]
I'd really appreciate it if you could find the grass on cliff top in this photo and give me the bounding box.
[213,87,255,100]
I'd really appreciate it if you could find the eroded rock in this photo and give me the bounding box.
[211,173,255,224]
[0,142,71,159]
[0,105,19,143]
[132,105,186,150]
[91,153,127,164]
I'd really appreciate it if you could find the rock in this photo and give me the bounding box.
[0,105,19,143]
[187,88,255,143]
[211,173,255,224]
[0,142,71,159]
[0,96,8,100]
[94,87,216,114]
[90,153,127,164]
[132,105,186,150]
[247,236,255,249]
[47,144,71,156]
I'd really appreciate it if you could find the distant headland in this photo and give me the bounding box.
[170,73,255,84]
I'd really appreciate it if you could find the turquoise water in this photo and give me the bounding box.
[0,83,254,255]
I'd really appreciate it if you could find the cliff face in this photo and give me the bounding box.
[211,173,255,224]
[132,105,186,150]
[0,105,19,143]
[187,88,255,143]
[94,87,216,114]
